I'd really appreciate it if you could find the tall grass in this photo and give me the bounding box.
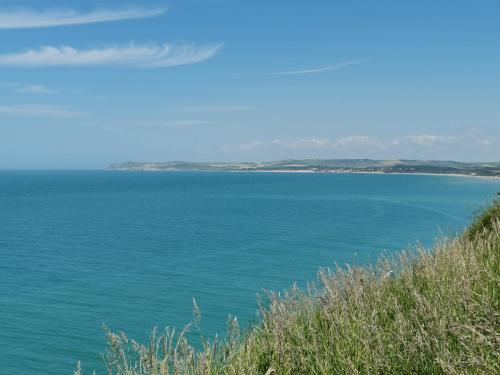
[76,201,500,374]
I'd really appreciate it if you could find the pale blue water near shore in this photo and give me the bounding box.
[0,171,498,374]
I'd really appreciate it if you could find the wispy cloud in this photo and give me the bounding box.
[400,134,464,147]
[224,133,495,152]
[263,137,384,151]
[397,133,497,148]
[96,120,213,131]
[0,104,89,118]
[179,106,252,113]
[17,84,55,94]
[279,136,384,150]
[331,136,385,149]
[222,141,263,152]
[0,7,167,29]
[0,43,223,68]
[133,120,212,128]
[1,82,56,94]
[269,59,368,76]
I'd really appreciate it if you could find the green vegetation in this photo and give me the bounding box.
[76,201,500,374]
[108,159,500,177]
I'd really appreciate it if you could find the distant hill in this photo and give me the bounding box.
[108,159,500,177]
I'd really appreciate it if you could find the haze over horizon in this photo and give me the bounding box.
[0,0,499,168]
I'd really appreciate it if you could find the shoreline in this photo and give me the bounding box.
[107,168,500,180]
[348,171,500,180]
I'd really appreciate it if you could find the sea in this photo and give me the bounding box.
[0,171,498,374]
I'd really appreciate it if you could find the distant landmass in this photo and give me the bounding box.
[107,159,500,177]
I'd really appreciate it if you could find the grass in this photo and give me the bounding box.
[76,201,500,374]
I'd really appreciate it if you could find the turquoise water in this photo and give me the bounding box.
[0,171,498,374]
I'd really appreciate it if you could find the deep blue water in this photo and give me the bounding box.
[0,171,498,374]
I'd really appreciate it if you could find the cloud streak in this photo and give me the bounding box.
[133,120,212,128]
[267,136,385,150]
[0,104,89,118]
[0,7,167,29]
[0,83,56,94]
[224,133,496,152]
[270,59,368,76]
[93,120,213,131]
[179,106,252,113]
[400,134,464,147]
[17,84,55,94]
[0,43,223,68]
[1,82,56,94]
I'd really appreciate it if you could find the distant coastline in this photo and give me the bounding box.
[234,170,499,180]
[107,159,500,179]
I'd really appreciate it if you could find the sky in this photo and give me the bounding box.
[0,0,499,168]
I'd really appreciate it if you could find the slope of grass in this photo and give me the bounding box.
[76,201,500,375]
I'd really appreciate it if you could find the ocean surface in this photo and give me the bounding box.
[0,171,498,374]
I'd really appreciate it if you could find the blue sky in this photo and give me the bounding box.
[0,0,499,168]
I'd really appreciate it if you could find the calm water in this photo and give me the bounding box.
[0,171,498,374]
